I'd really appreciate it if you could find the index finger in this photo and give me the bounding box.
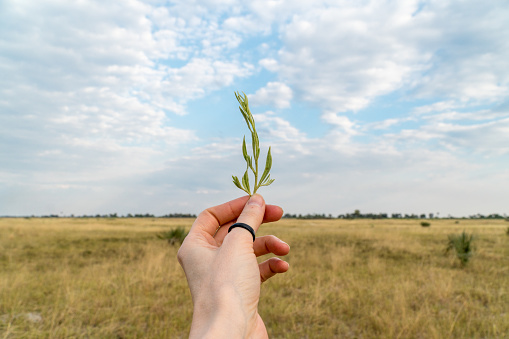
[190,196,249,237]
[190,196,283,237]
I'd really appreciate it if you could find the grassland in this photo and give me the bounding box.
[1,217,508,338]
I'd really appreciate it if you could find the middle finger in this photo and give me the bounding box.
[253,235,290,257]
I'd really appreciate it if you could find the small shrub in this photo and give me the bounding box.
[157,227,188,245]
[420,222,431,227]
[506,227,509,236]
[445,231,474,266]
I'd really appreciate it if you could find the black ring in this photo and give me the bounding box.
[228,222,256,242]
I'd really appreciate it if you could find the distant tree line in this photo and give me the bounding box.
[283,210,508,220]
[5,211,507,220]
[25,213,197,218]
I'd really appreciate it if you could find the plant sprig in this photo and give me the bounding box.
[232,91,274,196]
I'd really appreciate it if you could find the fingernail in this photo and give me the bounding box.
[247,194,264,207]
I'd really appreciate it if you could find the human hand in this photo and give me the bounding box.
[177,194,290,338]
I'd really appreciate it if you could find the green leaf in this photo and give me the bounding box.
[232,176,243,190]
[260,178,275,187]
[233,175,250,194]
[243,91,249,107]
[242,170,251,195]
[242,137,249,161]
[251,132,260,160]
[259,147,272,184]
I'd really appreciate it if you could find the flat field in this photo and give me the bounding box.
[1,217,508,338]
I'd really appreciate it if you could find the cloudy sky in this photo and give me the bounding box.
[1,0,508,217]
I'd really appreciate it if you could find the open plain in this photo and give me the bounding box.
[1,217,508,338]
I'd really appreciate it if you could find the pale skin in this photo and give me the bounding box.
[177,194,290,338]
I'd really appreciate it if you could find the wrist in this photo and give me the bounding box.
[190,288,254,338]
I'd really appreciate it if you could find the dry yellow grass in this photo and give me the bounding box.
[1,217,508,338]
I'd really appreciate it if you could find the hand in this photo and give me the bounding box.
[177,194,290,338]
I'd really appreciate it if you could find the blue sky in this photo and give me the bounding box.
[1,0,508,217]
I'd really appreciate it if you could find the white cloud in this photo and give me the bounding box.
[259,58,279,72]
[0,4,252,140]
[321,113,360,153]
[249,82,293,108]
[276,1,430,113]
[411,1,509,104]
[0,0,255,211]
[243,0,509,127]
[412,101,462,115]
[0,0,253,114]
[222,15,272,35]
[254,113,309,154]
[426,118,509,156]
[367,118,405,130]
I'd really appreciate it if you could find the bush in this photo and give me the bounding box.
[445,231,474,266]
[420,222,431,227]
[506,227,509,236]
[157,227,188,245]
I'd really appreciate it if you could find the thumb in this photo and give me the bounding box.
[228,194,266,243]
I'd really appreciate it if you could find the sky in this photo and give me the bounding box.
[1,0,508,217]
